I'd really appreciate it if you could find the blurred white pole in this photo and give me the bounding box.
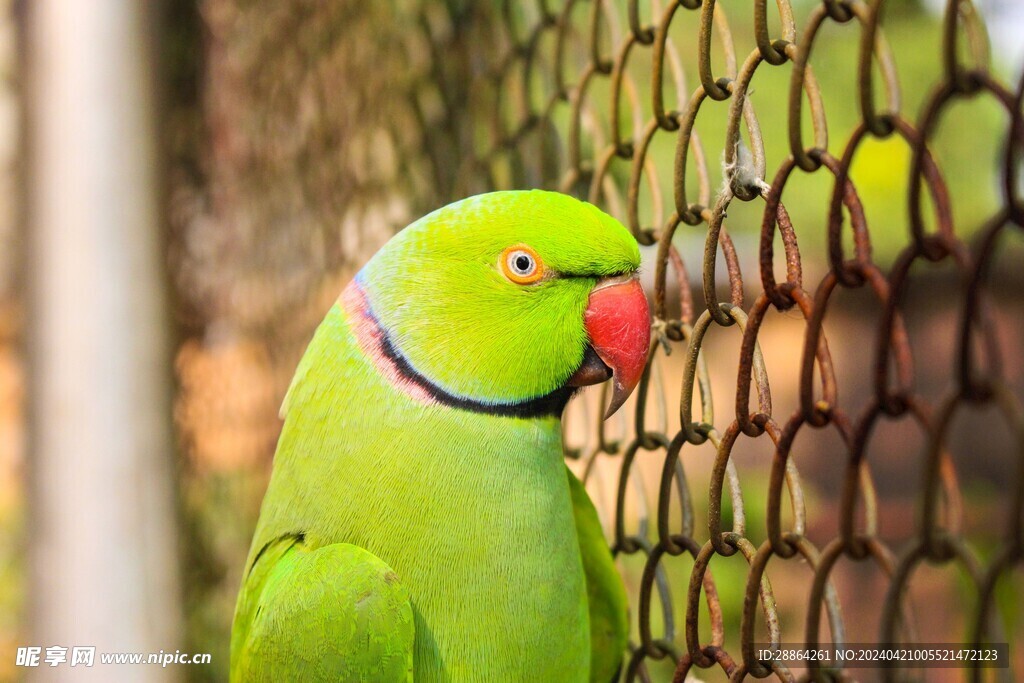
[25,1,183,681]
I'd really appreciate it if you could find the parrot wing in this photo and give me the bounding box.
[230,535,415,682]
[567,465,630,682]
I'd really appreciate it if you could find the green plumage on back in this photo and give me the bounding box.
[568,468,631,682]
[231,191,640,681]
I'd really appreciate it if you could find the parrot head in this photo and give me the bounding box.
[347,190,650,419]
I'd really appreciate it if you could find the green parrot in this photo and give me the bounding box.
[230,190,650,682]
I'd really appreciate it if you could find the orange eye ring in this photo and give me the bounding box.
[500,244,545,284]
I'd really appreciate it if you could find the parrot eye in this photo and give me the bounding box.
[500,245,544,284]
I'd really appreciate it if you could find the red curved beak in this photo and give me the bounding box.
[570,274,650,419]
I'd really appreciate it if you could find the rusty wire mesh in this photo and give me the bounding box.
[422,0,1024,680]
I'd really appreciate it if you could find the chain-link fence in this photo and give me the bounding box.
[439,0,1023,680]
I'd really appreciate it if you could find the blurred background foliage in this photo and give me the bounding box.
[0,0,1022,680]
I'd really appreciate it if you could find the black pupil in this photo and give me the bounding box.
[514,255,532,272]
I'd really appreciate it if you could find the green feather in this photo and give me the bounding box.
[232,539,414,681]
[567,467,630,682]
[232,190,636,681]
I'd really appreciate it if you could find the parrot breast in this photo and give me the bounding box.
[247,297,593,681]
